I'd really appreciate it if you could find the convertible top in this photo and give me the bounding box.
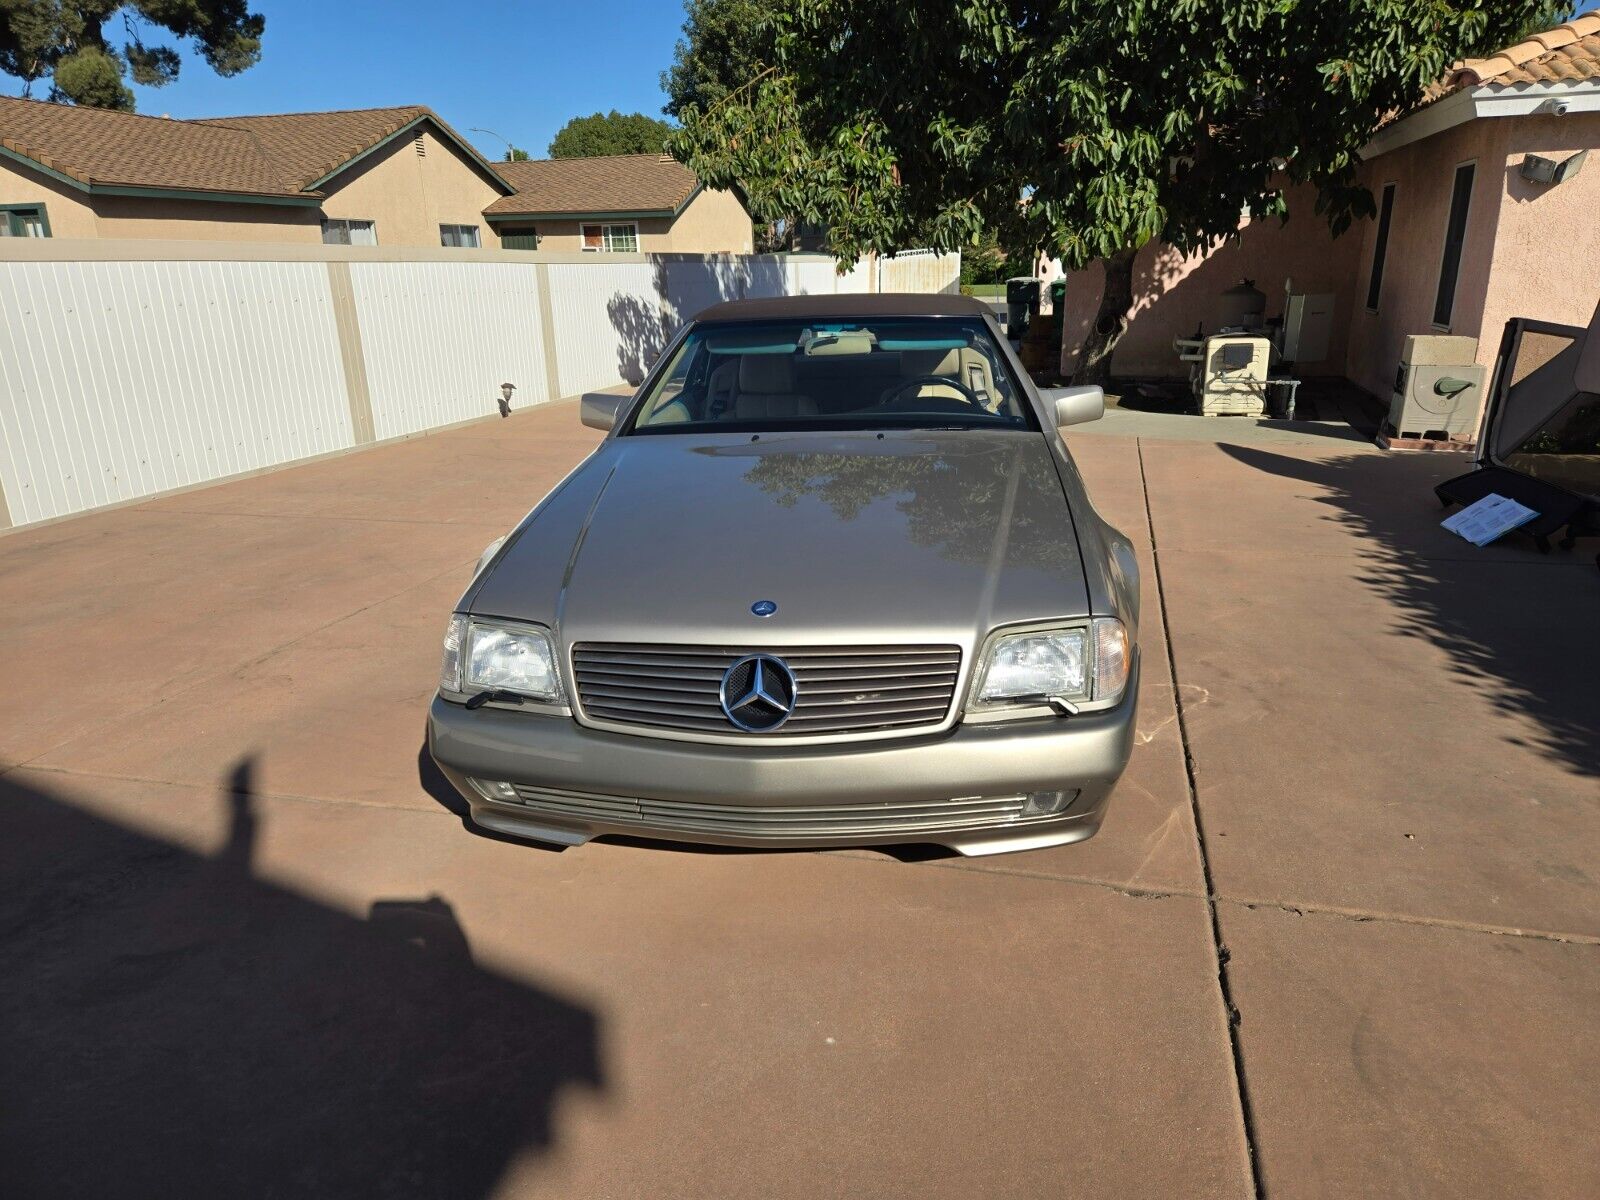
[694,292,995,324]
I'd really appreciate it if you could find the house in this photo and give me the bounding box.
[0,98,753,253]
[1059,12,1600,411]
[486,154,754,254]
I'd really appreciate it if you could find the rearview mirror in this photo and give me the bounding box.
[1043,385,1105,428]
[580,392,627,431]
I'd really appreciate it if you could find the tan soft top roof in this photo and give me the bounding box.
[694,293,992,323]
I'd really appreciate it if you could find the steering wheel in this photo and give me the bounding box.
[877,374,986,410]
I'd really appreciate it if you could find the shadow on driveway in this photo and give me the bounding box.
[1219,444,1600,779]
[0,758,604,1198]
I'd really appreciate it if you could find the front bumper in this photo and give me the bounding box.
[427,660,1138,857]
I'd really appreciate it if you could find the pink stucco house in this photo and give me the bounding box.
[1060,13,1600,412]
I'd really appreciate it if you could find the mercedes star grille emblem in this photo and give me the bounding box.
[719,654,798,732]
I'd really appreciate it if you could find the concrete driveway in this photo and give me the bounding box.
[3,401,1596,1198]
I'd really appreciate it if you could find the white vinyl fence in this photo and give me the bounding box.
[0,243,957,528]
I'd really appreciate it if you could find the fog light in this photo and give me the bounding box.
[469,778,518,802]
[1022,789,1076,817]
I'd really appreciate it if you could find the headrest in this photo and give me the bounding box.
[738,354,796,393]
[1577,296,1600,395]
[900,348,960,376]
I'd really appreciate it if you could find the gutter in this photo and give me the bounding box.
[1362,80,1600,158]
[0,144,323,207]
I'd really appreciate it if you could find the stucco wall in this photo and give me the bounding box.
[319,126,505,248]
[661,187,754,253]
[1475,114,1600,359]
[90,196,321,242]
[0,159,106,239]
[519,216,674,253]
[1343,117,1510,398]
[1059,184,1361,379]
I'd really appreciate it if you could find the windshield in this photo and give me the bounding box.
[623,317,1037,434]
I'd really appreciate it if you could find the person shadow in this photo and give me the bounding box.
[0,757,604,1199]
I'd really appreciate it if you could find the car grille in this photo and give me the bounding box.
[504,785,1052,837]
[570,642,962,737]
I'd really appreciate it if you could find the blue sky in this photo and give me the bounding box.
[119,1,691,161]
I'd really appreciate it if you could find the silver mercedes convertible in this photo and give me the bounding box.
[427,294,1140,856]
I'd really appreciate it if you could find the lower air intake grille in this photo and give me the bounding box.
[505,785,1046,837]
[571,643,961,736]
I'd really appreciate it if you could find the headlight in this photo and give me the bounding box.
[972,618,1129,708]
[977,629,1088,702]
[439,615,562,703]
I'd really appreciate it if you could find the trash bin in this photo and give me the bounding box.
[1048,278,1068,340]
[1005,277,1040,338]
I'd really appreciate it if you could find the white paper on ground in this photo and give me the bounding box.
[1441,493,1540,545]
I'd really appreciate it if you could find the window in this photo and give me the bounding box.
[320,218,376,246]
[581,222,639,253]
[1432,163,1475,328]
[0,204,50,237]
[626,317,1035,434]
[1365,183,1396,313]
[439,224,481,248]
[500,226,540,250]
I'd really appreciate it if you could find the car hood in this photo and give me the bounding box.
[469,430,1090,650]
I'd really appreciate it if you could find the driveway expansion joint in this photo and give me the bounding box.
[1139,437,1266,1199]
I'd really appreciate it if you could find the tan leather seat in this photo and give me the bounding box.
[732,355,816,419]
[706,358,740,417]
[899,348,997,406]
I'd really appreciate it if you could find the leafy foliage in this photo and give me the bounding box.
[548,110,676,158]
[959,227,1009,287]
[504,146,530,162]
[662,0,788,120]
[669,1,1568,379]
[0,0,263,111]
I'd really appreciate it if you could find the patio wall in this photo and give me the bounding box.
[0,241,956,529]
[1060,112,1600,416]
[1058,184,1361,382]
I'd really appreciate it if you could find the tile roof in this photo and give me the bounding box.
[1446,12,1600,90]
[0,98,507,200]
[485,154,700,217]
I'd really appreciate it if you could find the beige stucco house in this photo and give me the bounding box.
[487,154,754,254]
[0,99,753,253]
[1059,13,1600,410]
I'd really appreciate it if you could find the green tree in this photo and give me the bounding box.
[549,109,675,158]
[670,1,1567,385]
[662,0,785,119]
[959,227,1009,288]
[1,0,263,112]
[663,0,803,250]
[504,146,530,161]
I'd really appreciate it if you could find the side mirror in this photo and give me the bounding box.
[580,392,626,431]
[1043,385,1105,428]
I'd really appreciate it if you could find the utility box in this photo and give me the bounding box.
[1386,335,1486,444]
[1197,334,1271,416]
[1281,292,1335,364]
